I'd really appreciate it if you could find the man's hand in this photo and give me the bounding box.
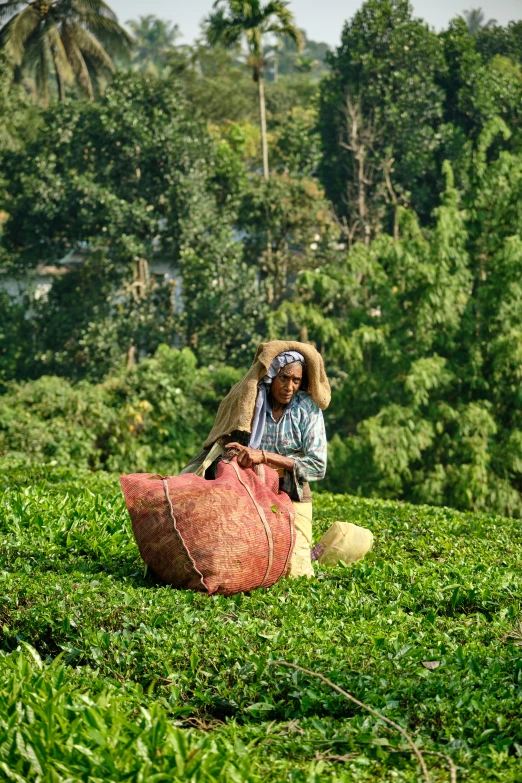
[226,442,265,469]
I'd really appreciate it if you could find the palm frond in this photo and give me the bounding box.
[61,21,93,96]
[74,10,132,57]
[0,5,40,63]
[71,21,113,71]
[20,24,52,67]
[2,0,129,99]
[206,0,302,58]
[34,36,50,103]
[82,47,108,96]
[205,8,242,48]
[263,1,292,12]
[47,23,73,82]
[0,0,26,23]
[70,0,119,24]
[126,13,152,34]
[70,1,130,34]
[461,7,497,35]
[245,26,262,58]
[266,20,303,50]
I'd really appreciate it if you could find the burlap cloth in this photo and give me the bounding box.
[203,340,331,448]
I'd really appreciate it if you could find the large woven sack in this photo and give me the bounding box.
[120,459,296,595]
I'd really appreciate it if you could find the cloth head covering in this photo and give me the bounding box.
[248,350,305,448]
[203,340,330,449]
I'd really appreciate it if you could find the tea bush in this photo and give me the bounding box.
[0,346,243,475]
[0,468,521,781]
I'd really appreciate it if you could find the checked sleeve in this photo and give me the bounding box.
[292,405,327,485]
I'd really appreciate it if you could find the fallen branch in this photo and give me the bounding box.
[424,751,457,783]
[389,749,457,783]
[270,661,431,783]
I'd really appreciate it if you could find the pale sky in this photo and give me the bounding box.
[108,0,521,47]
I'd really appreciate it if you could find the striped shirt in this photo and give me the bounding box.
[258,390,327,501]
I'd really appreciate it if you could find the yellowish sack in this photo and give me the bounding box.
[312,522,373,566]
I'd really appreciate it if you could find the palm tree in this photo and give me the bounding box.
[126,15,180,74]
[206,0,303,179]
[462,8,497,35]
[0,0,132,103]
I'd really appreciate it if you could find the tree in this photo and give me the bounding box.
[0,0,132,103]
[0,291,28,388]
[205,0,303,179]
[0,71,264,373]
[0,49,38,153]
[270,120,522,517]
[127,15,180,74]
[270,105,322,177]
[475,20,522,64]
[439,18,522,175]
[164,42,258,124]
[462,8,497,35]
[318,0,446,239]
[0,48,40,282]
[238,172,334,304]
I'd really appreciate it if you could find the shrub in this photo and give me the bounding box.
[0,345,243,474]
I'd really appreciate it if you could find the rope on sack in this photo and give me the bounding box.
[230,461,274,587]
[162,477,207,591]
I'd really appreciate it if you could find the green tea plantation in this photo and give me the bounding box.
[0,468,521,782]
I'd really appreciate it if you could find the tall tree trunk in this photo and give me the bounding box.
[258,76,269,180]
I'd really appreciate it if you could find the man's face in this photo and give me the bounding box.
[271,362,303,406]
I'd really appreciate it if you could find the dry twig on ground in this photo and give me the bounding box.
[270,660,433,783]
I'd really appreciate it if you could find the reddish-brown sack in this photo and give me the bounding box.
[120,459,296,595]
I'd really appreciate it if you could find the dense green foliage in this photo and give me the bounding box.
[1,73,224,272]
[319,2,522,236]
[3,4,521,781]
[319,0,447,234]
[275,146,522,517]
[0,470,521,780]
[0,71,263,371]
[0,51,38,153]
[2,0,522,517]
[0,346,242,474]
